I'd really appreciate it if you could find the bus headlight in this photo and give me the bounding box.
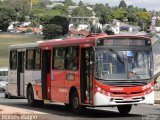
[97,87,101,92]
[108,92,111,97]
[151,87,154,90]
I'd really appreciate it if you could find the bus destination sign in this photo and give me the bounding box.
[96,38,151,46]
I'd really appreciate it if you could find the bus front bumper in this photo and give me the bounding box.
[93,91,154,106]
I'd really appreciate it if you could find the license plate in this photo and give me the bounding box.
[124,97,133,101]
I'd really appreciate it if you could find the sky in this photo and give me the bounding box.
[72,0,160,11]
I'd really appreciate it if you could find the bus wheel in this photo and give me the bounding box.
[27,86,35,106]
[117,105,132,114]
[71,91,84,113]
[5,93,8,98]
[5,93,12,99]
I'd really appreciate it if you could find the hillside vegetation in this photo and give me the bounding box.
[0,33,42,67]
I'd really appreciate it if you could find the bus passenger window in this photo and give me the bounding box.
[34,48,41,69]
[53,47,65,70]
[66,46,79,70]
[26,49,34,70]
[10,51,17,70]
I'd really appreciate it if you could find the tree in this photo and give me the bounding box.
[94,3,109,16]
[156,19,160,27]
[99,12,107,25]
[89,22,102,33]
[93,3,112,23]
[104,25,114,35]
[0,6,17,31]
[111,8,127,21]
[53,5,68,15]
[31,0,39,5]
[136,12,151,21]
[119,0,127,9]
[136,12,151,30]
[49,16,69,35]
[78,1,84,6]
[43,24,62,39]
[64,0,76,6]
[8,0,30,12]
[30,0,40,9]
[126,6,138,25]
[17,14,26,24]
[127,13,137,24]
[41,16,69,39]
[71,6,92,17]
[4,0,30,25]
[90,24,96,33]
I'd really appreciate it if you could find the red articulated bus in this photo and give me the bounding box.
[6,33,154,114]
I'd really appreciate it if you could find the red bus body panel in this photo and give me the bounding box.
[36,34,153,106]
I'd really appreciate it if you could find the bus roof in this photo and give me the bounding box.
[39,37,95,47]
[9,41,44,49]
[108,35,151,40]
[8,34,151,49]
[39,34,151,47]
[39,34,109,47]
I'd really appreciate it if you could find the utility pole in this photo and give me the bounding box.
[30,0,39,9]
[30,0,33,10]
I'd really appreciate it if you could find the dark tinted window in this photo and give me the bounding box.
[53,47,65,70]
[26,49,34,69]
[66,46,79,70]
[34,48,41,69]
[10,50,17,70]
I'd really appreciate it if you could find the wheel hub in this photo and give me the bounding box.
[73,97,79,108]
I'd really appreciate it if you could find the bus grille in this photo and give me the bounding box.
[112,97,144,103]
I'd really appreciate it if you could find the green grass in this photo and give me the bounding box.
[0,33,43,67]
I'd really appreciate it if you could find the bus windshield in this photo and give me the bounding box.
[95,49,153,80]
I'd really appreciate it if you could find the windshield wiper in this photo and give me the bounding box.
[109,48,124,63]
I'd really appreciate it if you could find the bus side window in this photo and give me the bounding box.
[10,50,17,70]
[34,48,41,69]
[66,46,79,70]
[53,47,65,70]
[26,49,34,70]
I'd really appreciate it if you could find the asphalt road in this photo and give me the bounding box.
[0,96,160,120]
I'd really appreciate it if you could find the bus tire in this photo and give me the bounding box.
[5,93,8,98]
[71,91,85,113]
[5,93,12,99]
[117,105,132,114]
[27,86,36,106]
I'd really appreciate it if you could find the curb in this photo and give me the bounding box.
[0,92,5,98]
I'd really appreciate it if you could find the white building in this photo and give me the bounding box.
[46,2,64,9]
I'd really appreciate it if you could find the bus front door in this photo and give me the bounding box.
[42,50,51,100]
[17,52,25,96]
[80,47,94,104]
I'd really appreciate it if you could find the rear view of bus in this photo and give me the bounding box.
[93,36,154,114]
